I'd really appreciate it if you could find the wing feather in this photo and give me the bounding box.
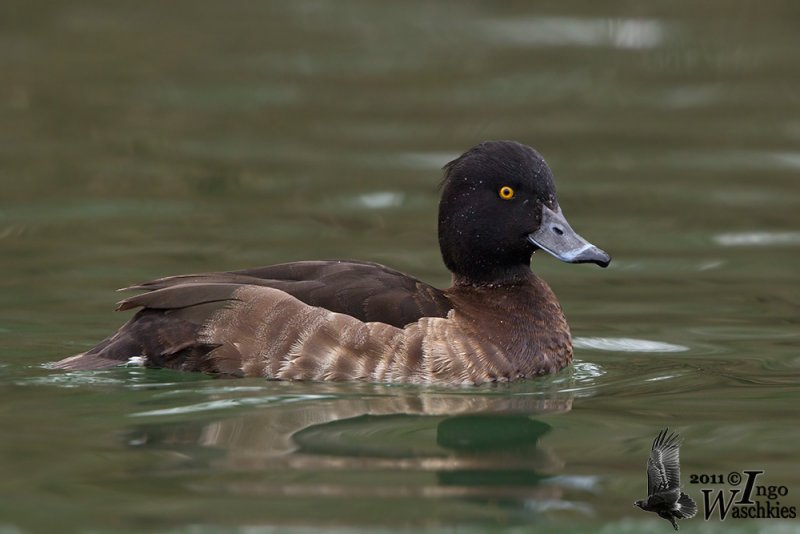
[126,260,452,327]
[646,428,683,496]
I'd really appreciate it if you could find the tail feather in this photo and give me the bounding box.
[53,317,145,370]
[53,284,234,372]
[675,492,697,518]
[51,351,124,370]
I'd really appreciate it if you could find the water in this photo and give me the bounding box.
[2,1,800,532]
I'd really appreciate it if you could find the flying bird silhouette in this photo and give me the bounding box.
[634,428,697,530]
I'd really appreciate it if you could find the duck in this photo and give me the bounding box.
[55,140,610,385]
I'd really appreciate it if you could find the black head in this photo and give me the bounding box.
[438,140,610,285]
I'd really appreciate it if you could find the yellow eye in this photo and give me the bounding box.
[499,185,515,200]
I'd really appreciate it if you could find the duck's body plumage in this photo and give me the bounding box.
[56,141,609,384]
[135,260,453,328]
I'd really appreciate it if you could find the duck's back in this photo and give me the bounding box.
[131,260,452,327]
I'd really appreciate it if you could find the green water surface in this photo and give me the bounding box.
[1,1,799,533]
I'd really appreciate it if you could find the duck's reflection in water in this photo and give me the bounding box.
[126,384,594,519]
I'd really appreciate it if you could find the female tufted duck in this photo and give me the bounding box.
[55,141,610,385]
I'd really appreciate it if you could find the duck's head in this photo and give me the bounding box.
[439,140,610,285]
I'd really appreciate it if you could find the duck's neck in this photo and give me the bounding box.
[445,271,573,377]
[450,263,534,288]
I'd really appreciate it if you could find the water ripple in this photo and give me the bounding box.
[355,191,405,209]
[571,360,606,380]
[130,394,333,417]
[573,337,689,353]
[544,475,602,492]
[523,498,594,515]
[20,372,128,387]
[714,231,800,247]
[484,17,667,49]
[397,151,457,169]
